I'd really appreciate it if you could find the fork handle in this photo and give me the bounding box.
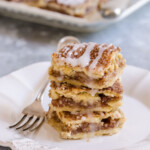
[36,78,49,101]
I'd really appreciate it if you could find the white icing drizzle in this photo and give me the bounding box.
[60,43,117,71]
[67,43,82,57]
[89,89,98,96]
[64,46,70,52]
[67,49,73,57]
[57,76,63,81]
[60,46,70,58]
[62,42,96,68]
[73,43,83,51]
[81,116,86,121]
[100,112,105,117]
[78,42,96,67]
[57,0,86,6]
[89,44,113,70]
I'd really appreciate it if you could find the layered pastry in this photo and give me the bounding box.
[47,42,126,139]
[49,43,126,89]
[50,80,123,112]
[47,108,125,139]
[7,0,105,17]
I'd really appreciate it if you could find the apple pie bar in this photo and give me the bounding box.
[47,42,126,139]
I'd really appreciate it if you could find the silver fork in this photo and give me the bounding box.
[9,79,49,132]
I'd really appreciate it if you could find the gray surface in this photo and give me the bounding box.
[0,3,150,77]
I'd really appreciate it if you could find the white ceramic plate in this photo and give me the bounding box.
[0,0,149,32]
[0,62,150,150]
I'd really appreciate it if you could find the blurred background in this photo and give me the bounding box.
[0,1,150,77]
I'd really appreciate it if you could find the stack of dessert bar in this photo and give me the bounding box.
[47,42,126,139]
[7,0,106,18]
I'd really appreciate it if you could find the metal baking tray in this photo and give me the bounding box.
[0,0,149,32]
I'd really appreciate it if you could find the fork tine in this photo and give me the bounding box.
[23,117,40,131]
[16,116,33,130]
[30,117,45,132]
[9,114,27,128]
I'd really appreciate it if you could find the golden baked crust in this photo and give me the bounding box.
[49,108,123,125]
[50,97,122,112]
[50,79,123,99]
[46,109,125,139]
[50,80,123,112]
[49,43,126,89]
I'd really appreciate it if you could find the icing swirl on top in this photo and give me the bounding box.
[57,42,120,70]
